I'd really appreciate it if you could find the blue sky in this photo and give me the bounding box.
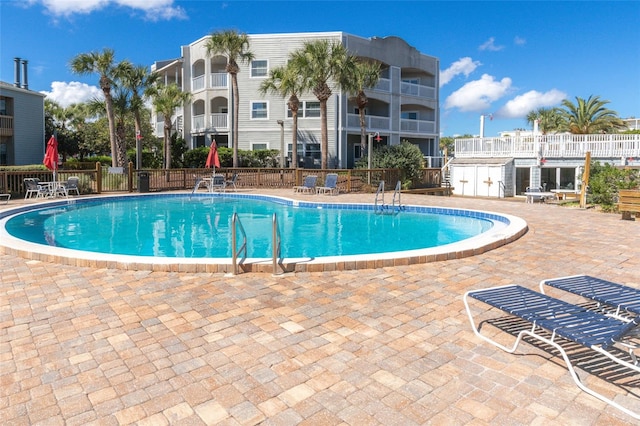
[1,0,638,137]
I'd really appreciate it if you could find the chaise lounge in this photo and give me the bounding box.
[540,274,640,318]
[464,284,640,419]
[293,175,317,194]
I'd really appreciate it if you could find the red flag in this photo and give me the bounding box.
[43,135,58,171]
[205,140,221,168]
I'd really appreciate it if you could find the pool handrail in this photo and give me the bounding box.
[272,213,282,275]
[231,213,247,275]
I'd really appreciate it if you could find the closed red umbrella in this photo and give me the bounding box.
[43,135,59,181]
[205,140,221,169]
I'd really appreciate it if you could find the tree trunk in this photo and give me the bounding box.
[103,92,118,167]
[134,110,142,170]
[164,120,172,170]
[116,122,127,170]
[231,73,240,168]
[291,111,299,169]
[320,100,328,169]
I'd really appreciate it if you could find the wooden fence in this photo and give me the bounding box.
[1,163,442,197]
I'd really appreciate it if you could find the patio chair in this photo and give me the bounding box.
[224,173,238,192]
[65,176,81,196]
[24,178,49,199]
[317,173,339,196]
[464,284,640,419]
[207,174,226,192]
[0,193,9,204]
[293,175,317,194]
[540,274,640,317]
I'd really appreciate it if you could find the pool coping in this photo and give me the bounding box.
[0,192,528,274]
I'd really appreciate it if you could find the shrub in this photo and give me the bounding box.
[588,161,639,211]
[355,140,425,188]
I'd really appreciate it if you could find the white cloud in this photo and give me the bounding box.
[497,89,567,118]
[444,74,512,112]
[479,37,504,52]
[440,57,481,87]
[29,0,186,20]
[41,81,103,107]
[514,36,526,46]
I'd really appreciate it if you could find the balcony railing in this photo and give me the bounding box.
[192,75,205,91]
[210,113,228,130]
[400,119,436,134]
[346,114,389,131]
[0,115,13,136]
[401,82,436,99]
[455,134,640,159]
[210,73,227,88]
[345,114,435,135]
[193,114,205,132]
[373,78,390,92]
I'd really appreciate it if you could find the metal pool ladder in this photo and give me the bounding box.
[272,213,283,275]
[374,180,404,214]
[231,213,247,275]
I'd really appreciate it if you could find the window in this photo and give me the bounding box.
[252,143,268,150]
[304,143,321,163]
[251,60,268,77]
[401,111,418,120]
[402,78,419,85]
[305,101,320,118]
[354,144,362,160]
[287,101,321,118]
[251,101,268,119]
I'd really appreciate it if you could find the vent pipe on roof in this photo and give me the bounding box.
[21,59,28,90]
[14,57,21,88]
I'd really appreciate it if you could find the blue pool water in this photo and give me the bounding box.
[4,194,498,259]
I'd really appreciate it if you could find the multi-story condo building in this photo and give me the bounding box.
[151,32,440,168]
[0,58,46,166]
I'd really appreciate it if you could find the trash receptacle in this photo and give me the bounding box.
[138,172,149,193]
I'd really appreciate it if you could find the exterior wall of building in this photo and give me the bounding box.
[152,31,440,169]
[0,82,45,166]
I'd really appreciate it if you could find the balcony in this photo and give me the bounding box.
[191,113,229,133]
[192,75,205,91]
[373,78,390,92]
[0,115,13,137]
[347,114,389,132]
[210,113,228,130]
[400,119,435,134]
[401,81,435,99]
[455,134,640,159]
[210,73,227,89]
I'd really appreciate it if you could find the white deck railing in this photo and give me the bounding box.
[455,134,640,159]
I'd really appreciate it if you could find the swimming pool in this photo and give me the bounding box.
[0,193,528,273]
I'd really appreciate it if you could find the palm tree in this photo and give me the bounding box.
[120,62,160,169]
[526,107,563,135]
[70,48,124,167]
[259,64,305,168]
[559,95,626,134]
[148,83,192,170]
[341,59,381,157]
[84,89,130,167]
[204,30,254,167]
[290,39,351,169]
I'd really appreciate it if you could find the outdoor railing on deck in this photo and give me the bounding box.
[455,134,640,158]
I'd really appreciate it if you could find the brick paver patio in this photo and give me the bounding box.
[1,190,639,425]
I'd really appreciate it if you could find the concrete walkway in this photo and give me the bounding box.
[1,191,639,425]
